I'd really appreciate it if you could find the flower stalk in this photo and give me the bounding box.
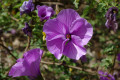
[0,43,17,60]
[24,36,31,52]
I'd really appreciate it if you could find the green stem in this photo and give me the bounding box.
[0,43,17,60]
[24,36,31,52]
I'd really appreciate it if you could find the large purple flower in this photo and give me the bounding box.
[105,7,118,32]
[98,71,115,80]
[22,22,32,37]
[36,5,55,21]
[9,48,43,80]
[43,9,93,60]
[20,0,34,16]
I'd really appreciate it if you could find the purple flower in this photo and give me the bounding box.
[113,71,120,79]
[105,7,118,32]
[98,71,115,80]
[80,55,87,62]
[9,48,43,80]
[36,5,55,21]
[22,22,32,37]
[20,0,34,16]
[43,9,93,60]
[10,29,16,34]
[117,53,120,61]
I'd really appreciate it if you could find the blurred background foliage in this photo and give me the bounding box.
[0,0,120,80]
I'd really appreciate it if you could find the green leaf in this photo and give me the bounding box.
[13,3,22,8]
[73,0,80,8]
[102,44,115,55]
[100,56,113,69]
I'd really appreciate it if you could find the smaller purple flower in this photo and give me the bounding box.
[10,29,16,34]
[20,0,34,16]
[22,22,32,37]
[36,5,55,21]
[113,71,120,79]
[105,7,118,32]
[9,48,43,80]
[117,53,120,61]
[98,71,115,80]
[80,55,87,62]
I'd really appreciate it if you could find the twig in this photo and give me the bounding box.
[41,2,63,5]
[41,60,97,75]
[0,43,17,60]
[24,36,31,52]
[8,13,19,22]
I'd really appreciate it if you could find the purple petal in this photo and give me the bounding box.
[20,0,34,16]
[20,1,27,11]
[117,53,120,61]
[71,35,82,46]
[37,5,55,21]
[23,48,43,77]
[113,22,118,32]
[43,19,67,40]
[98,71,104,75]
[105,7,118,32]
[47,34,65,41]
[23,48,43,63]
[56,9,81,29]
[105,7,118,19]
[9,60,30,77]
[47,7,55,16]
[37,5,48,20]
[16,58,23,62]
[108,74,115,80]
[36,5,41,9]
[23,58,40,77]
[61,39,69,53]
[10,29,16,34]
[100,76,105,80]
[70,18,93,46]
[98,71,115,80]
[69,18,85,33]
[22,22,32,37]
[9,48,43,78]
[63,41,86,60]
[46,38,65,59]
[105,20,110,28]
[80,55,87,62]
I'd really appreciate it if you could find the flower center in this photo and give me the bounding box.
[41,13,46,17]
[66,34,71,39]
